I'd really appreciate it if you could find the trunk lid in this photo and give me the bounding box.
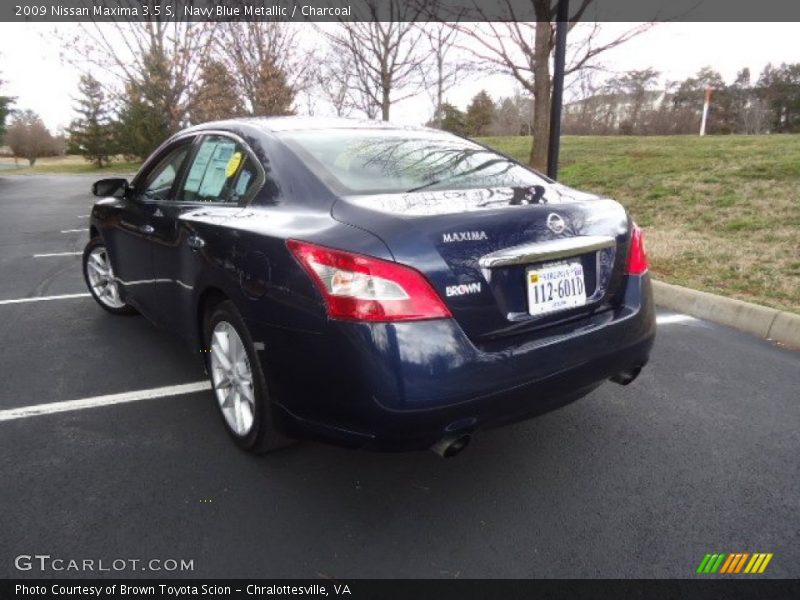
[331,183,632,341]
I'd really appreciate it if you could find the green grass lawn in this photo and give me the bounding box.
[0,155,140,175]
[480,135,800,314]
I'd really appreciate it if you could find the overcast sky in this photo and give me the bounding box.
[0,22,799,132]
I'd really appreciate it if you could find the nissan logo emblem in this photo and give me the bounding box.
[547,213,566,234]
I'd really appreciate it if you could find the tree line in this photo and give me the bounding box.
[1,1,655,171]
[428,63,800,139]
[1,7,799,170]
[562,63,800,136]
[427,90,534,138]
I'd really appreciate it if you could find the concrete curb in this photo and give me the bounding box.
[652,280,800,348]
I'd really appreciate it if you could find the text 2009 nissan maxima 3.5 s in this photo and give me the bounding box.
[84,117,655,457]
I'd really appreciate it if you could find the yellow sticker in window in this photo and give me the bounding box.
[225,151,243,178]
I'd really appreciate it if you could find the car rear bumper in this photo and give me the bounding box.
[254,274,656,451]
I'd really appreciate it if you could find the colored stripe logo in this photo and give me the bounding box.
[696,552,773,574]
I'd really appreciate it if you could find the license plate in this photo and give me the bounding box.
[526,260,587,316]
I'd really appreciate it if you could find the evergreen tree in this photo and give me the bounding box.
[491,97,523,136]
[191,60,245,124]
[114,47,186,159]
[249,58,295,116]
[757,63,800,133]
[672,67,725,112]
[465,90,495,136]
[427,102,467,136]
[68,74,115,167]
[0,73,15,144]
[114,83,172,160]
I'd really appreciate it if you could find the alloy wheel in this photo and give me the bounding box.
[210,321,256,437]
[86,246,125,309]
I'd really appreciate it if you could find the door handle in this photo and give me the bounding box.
[187,235,206,250]
[139,224,154,234]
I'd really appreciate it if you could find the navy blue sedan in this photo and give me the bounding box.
[84,118,655,457]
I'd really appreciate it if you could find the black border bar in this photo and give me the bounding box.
[3,579,800,600]
[4,0,800,23]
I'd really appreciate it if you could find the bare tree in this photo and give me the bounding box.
[325,0,428,121]
[352,87,380,120]
[450,1,652,171]
[315,51,357,118]
[564,68,604,134]
[421,23,470,127]
[512,90,535,136]
[6,110,59,166]
[605,68,660,133]
[730,68,769,134]
[215,22,314,117]
[60,2,216,133]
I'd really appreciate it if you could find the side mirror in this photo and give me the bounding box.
[92,178,129,198]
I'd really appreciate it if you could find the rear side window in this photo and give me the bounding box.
[179,135,262,203]
[279,128,546,195]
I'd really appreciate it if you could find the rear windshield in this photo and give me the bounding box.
[278,128,546,195]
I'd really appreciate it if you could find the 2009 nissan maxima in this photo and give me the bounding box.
[83,117,655,456]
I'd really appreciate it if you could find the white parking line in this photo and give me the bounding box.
[656,314,698,325]
[61,229,87,233]
[0,293,90,306]
[77,215,90,218]
[33,252,82,257]
[0,381,211,423]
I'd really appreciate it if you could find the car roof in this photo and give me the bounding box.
[186,116,435,135]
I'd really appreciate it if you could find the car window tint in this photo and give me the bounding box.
[179,136,259,203]
[278,129,547,195]
[141,145,190,200]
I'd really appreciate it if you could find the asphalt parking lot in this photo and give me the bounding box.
[0,174,798,579]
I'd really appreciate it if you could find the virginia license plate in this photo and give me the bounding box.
[526,260,587,316]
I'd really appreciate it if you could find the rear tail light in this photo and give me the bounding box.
[287,240,452,322]
[627,223,649,275]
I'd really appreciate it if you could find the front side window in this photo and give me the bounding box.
[140,143,191,200]
[178,135,261,204]
[278,128,547,196]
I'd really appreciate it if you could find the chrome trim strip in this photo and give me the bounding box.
[479,235,616,268]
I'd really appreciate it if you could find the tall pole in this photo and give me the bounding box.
[699,87,713,136]
[547,0,569,180]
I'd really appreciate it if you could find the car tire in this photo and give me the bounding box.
[82,237,137,316]
[205,300,292,453]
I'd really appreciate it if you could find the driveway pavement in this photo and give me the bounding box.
[1,175,797,579]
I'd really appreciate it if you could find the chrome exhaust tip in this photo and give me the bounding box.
[610,366,643,386]
[430,434,471,458]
